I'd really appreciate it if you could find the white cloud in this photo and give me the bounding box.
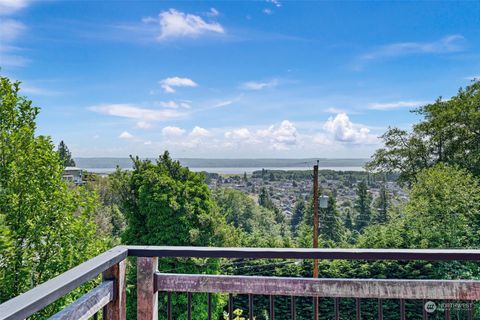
[266,0,282,7]
[0,19,25,42]
[190,126,210,137]
[119,131,134,140]
[160,76,197,93]
[241,79,278,91]
[206,8,219,17]
[368,100,428,110]
[144,140,152,145]
[162,126,186,137]
[136,121,152,129]
[144,9,224,41]
[0,0,28,15]
[360,35,465,62]
[90,103,187,121]
[156,100,191,109]
[225,128,251,139]
[263,8,273,15]
[255,120,298,150]
[323,113,377,144]
[0,19,28,67]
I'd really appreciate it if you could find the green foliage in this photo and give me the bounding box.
[290,198,306,235]
[319,195,345,243]
[367,80,480,185]
[354,180,372,232]
[57,140,76,167]
[0,76,105,317]
[373,183,389,224]
[120,152,232,319]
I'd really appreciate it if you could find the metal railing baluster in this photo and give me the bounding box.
[291,296,296,320]
[248,294,254,320]
[356,298,361,320]
[270,295,275,320]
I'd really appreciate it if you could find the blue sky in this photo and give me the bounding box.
[1,0,479,158]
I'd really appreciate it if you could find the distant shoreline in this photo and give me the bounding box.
[84,166,365,175]
[75,157,369,170]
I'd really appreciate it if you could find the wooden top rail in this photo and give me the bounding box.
[155,273,480,300]
[0,246,127,320]
[127,246,480,261]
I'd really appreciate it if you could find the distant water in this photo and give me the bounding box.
[85,166,364,175]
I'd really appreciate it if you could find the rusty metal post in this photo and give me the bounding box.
[137,257,158,320]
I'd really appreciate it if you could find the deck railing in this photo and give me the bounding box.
[1,246,480,320]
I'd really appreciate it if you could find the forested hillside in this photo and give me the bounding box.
[1,75,480,319]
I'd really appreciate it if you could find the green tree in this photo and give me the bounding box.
[354,180,372,232]
[0,76,105,316]
[319,195,344,243]
[121,152,232,319]
[367,80,480,185]
[57,140,76,167]
[374,183,389,224]
[290,198,306,235]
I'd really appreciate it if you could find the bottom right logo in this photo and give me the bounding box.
[425,301,437,313]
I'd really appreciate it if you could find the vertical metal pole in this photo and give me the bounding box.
[291,296,296,320]
[378,299,383,320]
[269,295,275,320]
[356,298,361,320]
[400,299,405,320]
[207,293,212,320]
[422,300,428,320]
[445,301,450,320]
[167,292,172,320]
[249,294,254,320]
[187,292,192,320]
[334,298,340,320]
[228,293,233,320]
[313,161,319,320]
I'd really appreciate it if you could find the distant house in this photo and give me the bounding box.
[63,167,84,185]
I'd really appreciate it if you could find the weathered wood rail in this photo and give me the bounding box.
[0,246,479,320]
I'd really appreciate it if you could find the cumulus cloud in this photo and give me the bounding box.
[225,128,251,139]
[224,120,298,150]
[160,77,198,93]
[190,126,210,137]
[323,113,377,144]
[144,9,224,40]
[162,126,186,137]
[90,103,187,121]
[119,131,134,140]
[368,100,428,110]
[241,79,278,91]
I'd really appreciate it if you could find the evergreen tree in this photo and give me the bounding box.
[290,198,305,234]
[319,195,344,243]
[374,183,389,224]
[57,140,76,167]
[344,208,354,231]
[354,180,372,232]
